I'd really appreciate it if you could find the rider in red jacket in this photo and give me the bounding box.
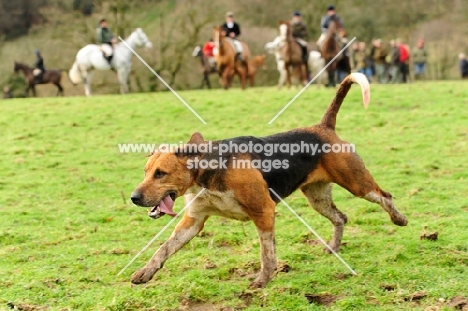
[203,40,215,58]
[398,40,410,83]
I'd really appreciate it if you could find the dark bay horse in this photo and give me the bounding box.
[320,16,351,87]
[192,46,217,89]
[213,27,251,89]
[14,62,64,96]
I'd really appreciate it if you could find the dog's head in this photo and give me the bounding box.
[130,132,204,219]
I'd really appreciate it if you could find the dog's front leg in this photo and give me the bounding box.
[249,227,277,289]
[131,214,207,284]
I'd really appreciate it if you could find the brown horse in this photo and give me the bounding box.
[320,16,351,87]
[247,54,266,86]
[213,27,250,89]
[14,62,64,97]
[278,21,308,87]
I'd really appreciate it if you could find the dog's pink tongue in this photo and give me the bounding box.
[159,196,176,217]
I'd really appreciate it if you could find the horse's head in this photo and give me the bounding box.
[133,28,153,49]
[328,15,344,36]
[13,61,29,75]
[213,26,225,43]
[278,21,290,40]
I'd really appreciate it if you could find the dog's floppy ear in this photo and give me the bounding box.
[175,132,205,158]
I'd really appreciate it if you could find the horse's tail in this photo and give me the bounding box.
[320,73,370,130]
[68,61,82,85]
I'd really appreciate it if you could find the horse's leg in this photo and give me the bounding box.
[302,64,308,86]
[294,64,305,87]
[32,85,37,97]
[327,69,336,87]
[83,76,91,97]
[278,69,286,89]
[239,67,247,90]
[220,67,229,90]
[80,67,92,97]
[55,83,64,96]
[227,71,234,89]
[118,69,130,94]
[200,75,205,89]
[285,63,292,88]
[206,73,212,89]
[200,72,207,89]
[248,69,255,87]
[227,67,235,89]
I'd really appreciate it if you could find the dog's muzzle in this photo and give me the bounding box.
[130,191,177,219]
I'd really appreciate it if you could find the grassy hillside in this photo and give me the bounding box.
[1,82,467,310]
[1,0,468,97]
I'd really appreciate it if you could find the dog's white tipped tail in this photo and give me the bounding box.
[320,73,371,129]
[349,72,370,108]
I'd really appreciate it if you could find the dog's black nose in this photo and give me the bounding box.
[130,192,143,205]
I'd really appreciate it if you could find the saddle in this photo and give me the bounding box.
[294,38,309,64]
[226,38,245,62]
[99,44,114,67]
[33,69,43,83]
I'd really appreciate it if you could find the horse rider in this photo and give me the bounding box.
[96,18,117,65]
[317,5,346,51]
[32,50,45,84]
[202,39,217,70]
[291,11,309,64]
[221,11,244,61]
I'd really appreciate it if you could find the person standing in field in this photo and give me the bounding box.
[389,40,401,83]
[371,39,388,83]
[3,86,13,99]
[398,39,410,83]
[354,42,372,81]
[459,53,468,79]
[412,39,428,80]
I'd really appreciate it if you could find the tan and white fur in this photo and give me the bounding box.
[129,73,407,289]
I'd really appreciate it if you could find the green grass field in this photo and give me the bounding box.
[1,82,468,311]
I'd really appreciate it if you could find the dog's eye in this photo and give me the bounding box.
[154,169,167,179]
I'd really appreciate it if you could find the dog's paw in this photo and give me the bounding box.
[392,215,408,226]
[324,245,340,254]
[131,267,155,284]
[249,278,267,289]
[323,240,341,254]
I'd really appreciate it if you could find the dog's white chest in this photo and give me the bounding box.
[185,188,250,221]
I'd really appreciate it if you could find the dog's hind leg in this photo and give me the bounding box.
[363,190,408,226]
[301,182,347,252]
[324,153,408,227]
[131,213,208,284]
